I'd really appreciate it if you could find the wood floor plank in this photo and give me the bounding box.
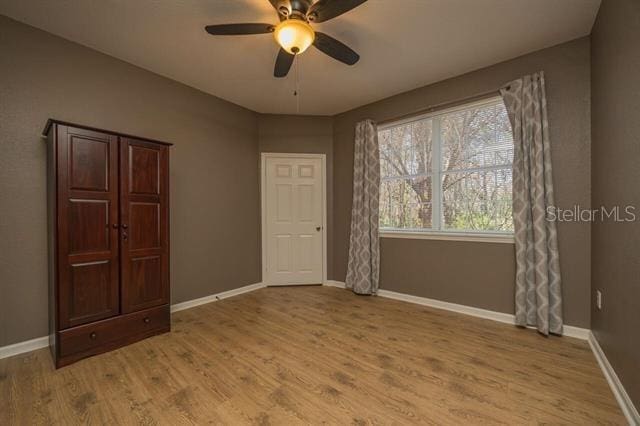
[0,286,625,425]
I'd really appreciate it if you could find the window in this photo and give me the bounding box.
[378,97,514,239]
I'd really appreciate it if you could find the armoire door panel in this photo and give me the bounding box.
[129,202,160,250]
[56,125,120,329]
[69,135,110,191]
[120,137,169,313]
[67,260,117,326]
[68,199,110,254]
[128,256,163,310]
[129,145,160,195]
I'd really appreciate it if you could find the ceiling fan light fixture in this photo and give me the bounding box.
[273,19,315,55]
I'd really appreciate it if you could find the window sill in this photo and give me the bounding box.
[379,229,515,244]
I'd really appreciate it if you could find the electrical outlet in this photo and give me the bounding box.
[596,290,602,310]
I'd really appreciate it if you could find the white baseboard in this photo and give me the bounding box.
[323,280,347,288]
[377,287,518,326]
[0,336,49,360]
[170,282,265,313]
[379,288,590,340]
[560,324,592,340]
[588,332,640,425]
[0,282,266,360]
[324,282,590,339]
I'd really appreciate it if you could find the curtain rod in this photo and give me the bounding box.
[377,87,504,126]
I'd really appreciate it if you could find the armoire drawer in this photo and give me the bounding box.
[57,305,170,365]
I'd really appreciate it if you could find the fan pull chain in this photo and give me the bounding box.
[294,54,300,114]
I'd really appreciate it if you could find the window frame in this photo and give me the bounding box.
[377,95,515,244]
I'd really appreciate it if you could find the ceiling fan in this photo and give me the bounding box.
[204,0,368,78]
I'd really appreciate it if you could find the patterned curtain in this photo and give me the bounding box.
[346,120,380,295]
[500,72,563,335]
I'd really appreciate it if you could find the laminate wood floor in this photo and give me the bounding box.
[1,286,624,425]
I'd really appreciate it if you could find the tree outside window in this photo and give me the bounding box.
[379,98,514,233]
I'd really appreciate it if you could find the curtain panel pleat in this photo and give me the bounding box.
[500,71,563,335]
[346,119,380,295]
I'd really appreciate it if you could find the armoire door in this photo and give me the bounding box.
[120,137,170,313]
[57,125,120,329]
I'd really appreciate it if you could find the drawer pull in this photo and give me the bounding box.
[143,317,150,324]
[89,332,97,340]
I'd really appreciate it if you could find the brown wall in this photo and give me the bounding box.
[0,16,597,348]
[333,37,592,327]
[0,16,261,346]
[258,115,334,278]
[591,0,640,407]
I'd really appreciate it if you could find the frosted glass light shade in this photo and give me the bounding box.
[274,19,315,54]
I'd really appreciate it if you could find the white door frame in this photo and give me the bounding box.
[261,152,327,286]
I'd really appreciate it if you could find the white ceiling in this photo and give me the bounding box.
[0,0,600,115]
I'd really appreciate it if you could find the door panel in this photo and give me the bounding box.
[68,261,115,322]
[276,184,293,221]
[57,126,119,329]
[129,145,160,195]
[68,199,110,254]
[264,156,324,285]
[120,138,169,313]
[69,135,109,191]
[129,202,160,250]
[297,184,314,221]
[129,256,163,306]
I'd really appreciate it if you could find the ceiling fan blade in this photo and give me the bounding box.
[204,23,274,35]
[307,0,367,23]
[274,48,295,78]
[313,32,359,65]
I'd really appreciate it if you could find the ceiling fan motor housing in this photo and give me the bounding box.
[281,0,313,19]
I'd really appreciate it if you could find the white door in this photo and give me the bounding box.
[262,155,325,286]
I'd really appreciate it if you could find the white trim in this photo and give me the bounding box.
[323,280,347,288]
[0,336,49,360]
[559,324,592,341]
[171,282,265,313]
[377,288,589,339]
[323,282,587,339]
[260,153,328,286]
[377,288,517,324]
[0,282,266,360]
[588,332,640,425]
[380,229,515,244]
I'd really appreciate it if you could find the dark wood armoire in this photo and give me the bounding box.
[44,119,171,368]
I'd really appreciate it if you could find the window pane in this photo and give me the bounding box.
[442,169,513,232]
[378,97,514,234]
[441,101,513,171]
[379,119,432,178]
[380,176,432,229]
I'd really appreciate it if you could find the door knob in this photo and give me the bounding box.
[316,226,322,231]
[122,224,128,229]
